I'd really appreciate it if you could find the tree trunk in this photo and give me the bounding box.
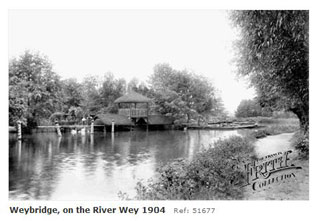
[290,104,309,134]
[299,111,309,134]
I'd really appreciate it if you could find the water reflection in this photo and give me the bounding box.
[9,129,244,200]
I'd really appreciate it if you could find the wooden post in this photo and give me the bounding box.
[90,134,94,149]
[90,119,94,134]
[57,137,62,149]
[111,119,115,133]
[130,103,132,132]
[146,102,149,131]
[17,120,22,140]
[17,140,22,164]
[111,132,114,148]
[55,121,62,137]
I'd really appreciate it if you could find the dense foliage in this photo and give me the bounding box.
[9,51,63,127]
[292,131,309,159]
[9,52,224,128]
[230,11,309,133]
[149,64,225,123]
[134,136,255,200]
[235,99,272,118]
[9,52,127,127]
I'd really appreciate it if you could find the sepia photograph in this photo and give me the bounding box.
[8,9,309,201]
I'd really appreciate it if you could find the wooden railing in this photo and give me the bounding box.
[118,108,148,117]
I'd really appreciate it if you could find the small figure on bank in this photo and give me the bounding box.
[82,117,86,125]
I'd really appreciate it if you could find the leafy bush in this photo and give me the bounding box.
[134,136,255,200]
[292,131,309,159]
[250,129,272,139]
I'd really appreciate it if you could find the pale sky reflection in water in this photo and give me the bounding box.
[9,130,246,200]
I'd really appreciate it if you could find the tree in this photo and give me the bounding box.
[9,51,63,127]
[61,78,83,109]
[235,99,271,118]
[210,96,228,118]
[80,75,101,114]
[149,64,217,122]
[127,78,155,99]
[230,11,309,133]
[127,77,139,92]
[98,72,126,113]
[79,73,126,115]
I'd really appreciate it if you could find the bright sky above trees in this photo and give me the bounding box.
[9,9,255,114]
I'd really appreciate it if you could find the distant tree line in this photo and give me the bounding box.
[235,99,272,118]
[9,51,226,128]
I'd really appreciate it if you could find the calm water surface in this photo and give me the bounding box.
[9,130,247,200]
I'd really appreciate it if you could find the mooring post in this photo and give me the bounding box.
[17,120,22,140]
[111,119,115,133]
[55,121,62,137]
[90,134,94,149]
[82,117,87,134]
[17,140,22,164]
[90,118,94,134]
[111,132,114,148]
[57,136,62,149]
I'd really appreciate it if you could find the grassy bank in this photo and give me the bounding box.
[119,117,308,200]
[249,117,300,139]
[249,117,308,157]
[132,136,255,200]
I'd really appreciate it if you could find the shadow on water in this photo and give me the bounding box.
[9,129,246,200]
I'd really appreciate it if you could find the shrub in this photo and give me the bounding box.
[292,131,309,159]
[135,136,255,200]
[250,129,272,139]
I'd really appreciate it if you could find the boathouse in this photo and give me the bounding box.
[94,91,174,130]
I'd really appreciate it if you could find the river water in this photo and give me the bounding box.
[9,130,246,200]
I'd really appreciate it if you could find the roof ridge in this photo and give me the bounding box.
[114,90,152,103]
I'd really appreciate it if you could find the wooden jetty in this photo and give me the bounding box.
[185,120,259,130]
[186,124,259,130]
[30,91,174,134]
[32,125,100,133]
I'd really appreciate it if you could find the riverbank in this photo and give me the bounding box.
[243,133,309,200]
[130,119,308,200]
[133,136,255,200]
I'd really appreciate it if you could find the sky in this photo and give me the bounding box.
[8,9,255,115]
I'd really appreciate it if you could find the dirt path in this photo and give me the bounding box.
[243,133,309,200]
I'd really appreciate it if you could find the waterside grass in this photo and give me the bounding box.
[120,117,307,200]
[133,136,255,200]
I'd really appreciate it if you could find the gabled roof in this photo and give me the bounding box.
[114,91,152,103]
